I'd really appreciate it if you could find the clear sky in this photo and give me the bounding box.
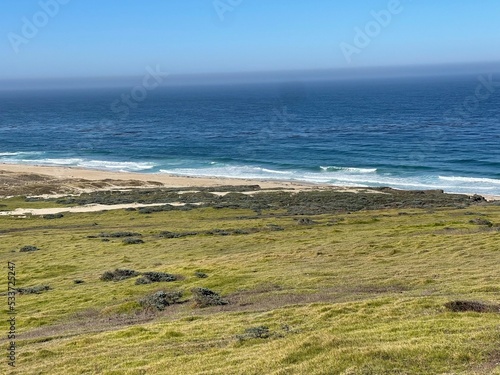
[1,0,500,81]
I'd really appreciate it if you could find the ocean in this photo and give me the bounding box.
[1,75,500,195]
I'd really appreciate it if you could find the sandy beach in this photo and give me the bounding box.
[0,162,342,195]
[0,163,319,189]
[1,163,499,202]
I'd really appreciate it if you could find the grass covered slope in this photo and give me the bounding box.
[1,189,499,374]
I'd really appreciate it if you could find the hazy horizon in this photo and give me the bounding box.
[2,0,500,88]
[2,61,500,91]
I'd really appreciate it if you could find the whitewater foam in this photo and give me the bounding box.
[2,153,500,195]
[320,166,378,173]
[159,164,500,194]
[439,176,500,185]
[0,155,157,172]
[78,160,156,172]
[0,151,44,157]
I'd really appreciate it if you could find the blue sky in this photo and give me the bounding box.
[1,0,500,80]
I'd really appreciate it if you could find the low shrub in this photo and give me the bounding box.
[135,272,176,284]
[19,245,38,252]
[138,205,175,214]
[123,238,144,245]
[297,217,317,225]
[191,287,228,308]
[17,285,51,294]
[99,232,142,238]
[267,224,285,231]
[445,300,498,313]
[159,231,199,238]
[100,269,139,282]
[43,213,64,219]
[232,229,251,234]
[194,272,208,279]
[469,218,493,227]
[160,228,258,238]
[135,277,152,285]
[206,229,230,236]
[237,326,271,341]
[139,290,183,311]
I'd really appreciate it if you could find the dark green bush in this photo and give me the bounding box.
[206,229,230,236]
[100,269,139,281]
[17,285,51,294]
[159,231,199,238]
[123,238,144,245]
[445,300,498,313]
[43,213,64,219]
[232,229,251,234]
[135,272,176,284]
[297,217,317,225]
[191,287,228,308]
[99,232,142,238]
[139,290,183,311]
[19,245,38,252]
[135,277,152,285]
[237,326,271,341]
[267,224,284,231]
[469,218,493,227]
[138,205,175,214]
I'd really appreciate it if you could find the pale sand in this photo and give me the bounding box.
[0,202,197,217]
[0,163,321,191]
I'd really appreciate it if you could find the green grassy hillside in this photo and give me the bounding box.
[1,189,499,374]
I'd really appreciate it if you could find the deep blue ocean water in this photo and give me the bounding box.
[1,75,500,195]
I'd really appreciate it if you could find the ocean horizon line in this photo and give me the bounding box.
[2,61,500,91]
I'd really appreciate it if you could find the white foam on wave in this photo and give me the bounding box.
[0,151,44,157]
[78,160,156,172]
[303,172,440,189]
[2,156,157,172]
[160,165,397,185]
[439,176,500,185]
[320,166,377,173]
[32,158,84,166]
[159,165,294,180]
[160,164,500,195]
[260,168,291,175]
